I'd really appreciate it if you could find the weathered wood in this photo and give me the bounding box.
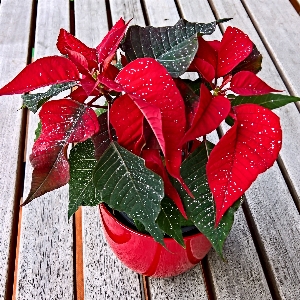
[15,1,74,299]
[143,0,180,26]
[241,0,300,97]
[74,1,144,298]
[109,0,146,25]
[0,0,33,298]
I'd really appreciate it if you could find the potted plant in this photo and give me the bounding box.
[0,18,299,277]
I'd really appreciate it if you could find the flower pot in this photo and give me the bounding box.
[99,204,212,278]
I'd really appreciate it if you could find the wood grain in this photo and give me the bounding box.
[241,0,300,97]
[143,0,180,26]
[74,1,143,298]
[14,1,74,299]
[0,0,33,298]
[109,0,146,25]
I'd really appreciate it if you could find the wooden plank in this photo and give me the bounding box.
[109,0,146,25]
[74,1,144,298]
[14,1,74,299]
[205,0,300,298]
[176,1,274,299]
[241,0,300,97]
[0,0,33,298]
[143,0,179,26]
[141,1,208,299]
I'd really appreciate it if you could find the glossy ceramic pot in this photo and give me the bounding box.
[99,204,212,278]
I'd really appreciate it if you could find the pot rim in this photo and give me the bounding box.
[99,203,204,241]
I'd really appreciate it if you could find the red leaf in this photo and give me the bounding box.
[102,64,120,80]
[181,84,231,145]
[217,27,253,78]
[81,74,99,96]
[57,28,97,62]
[207,40,221,52]
[110,94,145,155]
[65,48,89,74]
[192,57,215,83]
[206,104,282,225]
[231,71,282,95]
[70,87,89,103]
[92,112,116,160]
[70,86,101,103]
[97,74,123,92]
[24,99,99,204]
[142,149,187,218]
[96,18,129,70]
[0,56,80,96]
[195,36,218,71]
[115,58,189,193]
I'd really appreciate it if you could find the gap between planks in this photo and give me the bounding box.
[289,0,300,13]
[8,0,39,297]
[74,208,85,300]
[242,200,282,300]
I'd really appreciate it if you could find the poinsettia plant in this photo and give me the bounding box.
[0,18,299,257]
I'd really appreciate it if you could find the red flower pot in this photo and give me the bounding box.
[99,204,212,278]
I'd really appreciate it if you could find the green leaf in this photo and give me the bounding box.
[179,141,241,257]
[34,121,42,141]
[93,142,165,244]
[156,197,185,247]
[121,19,218,77]
[181,78,202,95]
[231,93,300,110]
[22,81,76,113]
[133,219,147,233]
[68,139,101,219]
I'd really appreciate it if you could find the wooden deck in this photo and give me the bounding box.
[0,0,299,299]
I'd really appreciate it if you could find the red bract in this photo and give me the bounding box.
[0,56,80,95]
[56,18,128,97]
[115,58,191,194]
[1,17,296,256]
[230,71,281,95]
[57,28,97,63]
[181,84,231,145]
[192,27,253,82]
[142,149,187,218]
[24,99,99,205]
[96,18,130,70]
[206,104,282,226]
[216,26,253,77]
[110,94,145,155]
